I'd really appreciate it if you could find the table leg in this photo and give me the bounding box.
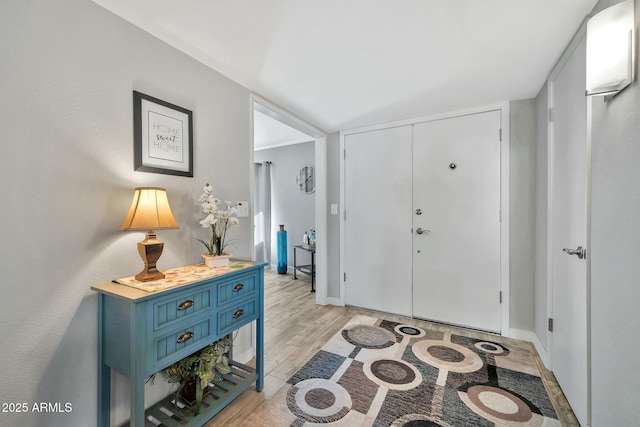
[131,376,145,426]
[293,247,298,279]
[97,294,110,427]
[311,251,315,292]
[256,307,264,391]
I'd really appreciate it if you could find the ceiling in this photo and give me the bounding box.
[92,0,597,133]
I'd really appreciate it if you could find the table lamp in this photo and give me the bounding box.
[120,187,179,281]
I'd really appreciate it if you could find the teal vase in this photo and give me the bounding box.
[277,225,287,274]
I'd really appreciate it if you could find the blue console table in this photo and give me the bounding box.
[92,260,266,427]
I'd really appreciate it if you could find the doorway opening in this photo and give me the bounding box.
[250,95,328,304]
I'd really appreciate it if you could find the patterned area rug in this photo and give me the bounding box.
[244,315,560,426]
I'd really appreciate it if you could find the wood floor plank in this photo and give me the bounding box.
[204,270,579,426]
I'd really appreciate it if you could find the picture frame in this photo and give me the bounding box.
[133,91,193,177]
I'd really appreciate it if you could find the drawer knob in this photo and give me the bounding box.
[177,331,193,343]
[177,300,194,311]
[233,283,244,292]
[232,309,244,318]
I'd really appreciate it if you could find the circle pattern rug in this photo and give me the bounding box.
[394,324,427,338]
[343,324,397,348]
[286,378,352,423]
[243,315,562,427]
[474,340,510,355]
[363,358,423,390]
[412,339,484,373]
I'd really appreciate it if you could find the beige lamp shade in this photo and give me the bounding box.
[121,187,178,282]
[120,187,179,231]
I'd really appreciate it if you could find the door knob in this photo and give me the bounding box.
[562,246,586,259]
[416,228,430,235]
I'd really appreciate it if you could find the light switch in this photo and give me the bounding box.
[236,201,249,217]
[331,204,338,215]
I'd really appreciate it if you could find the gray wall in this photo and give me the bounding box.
[509,100,537,331]
[589,1,640,424]
[534,83,549,350]
[0,0,253,425]
[327,132,342,299]
[254,142,315,269]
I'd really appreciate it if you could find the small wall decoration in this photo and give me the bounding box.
[133,91,193,177]
[296,165,315,193]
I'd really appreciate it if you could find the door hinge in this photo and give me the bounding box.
[344,272,346,282]
[499,129,502,142]
[499,291,502,304]
[499,209,502,222]
[548,318,554,332]
[343,210,346,220]
[548,107,554,123]
[344,149,346,159]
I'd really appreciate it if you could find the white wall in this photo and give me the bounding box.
[0,0,253,425]
[509,100,537,331]
[254,142,315,269]
[326,132,342,299]
[589,2,640,425]
[534,83,549,351]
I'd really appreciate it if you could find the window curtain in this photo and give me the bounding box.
[253,161,272,266]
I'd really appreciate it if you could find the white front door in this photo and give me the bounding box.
[412,111,502,332]
[550,34,589,426]
[344,126,413,316]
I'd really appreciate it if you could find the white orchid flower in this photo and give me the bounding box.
[198,193,215,203]
[202,201,217,214]
[196,181,241,256]
[199,214,216,227]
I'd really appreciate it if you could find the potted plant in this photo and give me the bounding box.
[147,336,232,415]
[196,183,239,267]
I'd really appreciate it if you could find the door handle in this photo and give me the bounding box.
[416,228,430,235]
[562,246,586,259]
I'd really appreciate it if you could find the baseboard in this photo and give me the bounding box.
[508,328,550,369]
[326,297,343,306]
[233,346,256,365]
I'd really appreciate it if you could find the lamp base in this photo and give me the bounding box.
[135,231,165,282]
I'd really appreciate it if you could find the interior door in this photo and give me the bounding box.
[412,111,502,332]
[344,126,413,316]
[550,34,589,426]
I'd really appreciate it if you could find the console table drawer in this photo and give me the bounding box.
[152,285,212,331]
[154,318,213,367]
[216,273,256,307]
[217,299,258,335]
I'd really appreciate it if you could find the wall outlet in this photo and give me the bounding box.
[331,204,338,215]
[236,201,249,217]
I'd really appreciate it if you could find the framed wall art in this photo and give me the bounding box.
[133,91,193,177]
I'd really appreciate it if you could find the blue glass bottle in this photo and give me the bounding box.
[277,224,287,274]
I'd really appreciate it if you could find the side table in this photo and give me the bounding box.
[293,244,315,292]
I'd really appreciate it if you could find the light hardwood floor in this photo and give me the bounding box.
[206,270,580,426]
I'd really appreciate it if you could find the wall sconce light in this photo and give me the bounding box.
[120,187,179,281]
[586,0,635,98]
